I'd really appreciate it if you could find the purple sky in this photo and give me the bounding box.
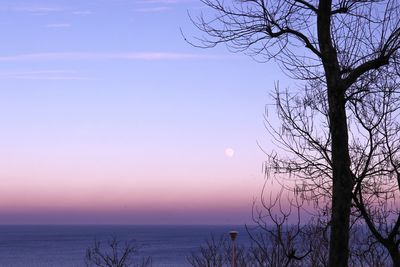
[0,0,292,224]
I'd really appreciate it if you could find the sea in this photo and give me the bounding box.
[0,225,250,267]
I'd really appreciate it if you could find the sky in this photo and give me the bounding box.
[0,0,291,225]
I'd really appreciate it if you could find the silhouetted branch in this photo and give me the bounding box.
[85,237,151,267]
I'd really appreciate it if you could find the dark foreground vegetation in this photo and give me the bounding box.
[84,220,392,267]
[188,226,391,267]
[85,237,151,267]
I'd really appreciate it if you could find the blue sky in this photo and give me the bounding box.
[0,0,292,224]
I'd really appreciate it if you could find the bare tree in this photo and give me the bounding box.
[350,224,391,267]
[262,76,400,266]
[188,185,394,266]
[189,1,400,266]
[187,235,250,267]
[247,188,312,267]
[348,70,400,266]
[187,235,228,267]
[85,237,152,267]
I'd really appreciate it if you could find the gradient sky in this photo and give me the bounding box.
[0,0,292,224]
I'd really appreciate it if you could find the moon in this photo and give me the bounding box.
[225,148,235,158]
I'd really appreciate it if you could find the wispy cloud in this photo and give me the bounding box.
[46,23,71,28]
[136,0,195,3]
[0,52,214,61]
[16,6,62,12]
[134,6,171,12]
[13,5,64,14]
[134,0,190,12]
[72,10,93,16]
[136,0,179,3]
[0,70,89,80]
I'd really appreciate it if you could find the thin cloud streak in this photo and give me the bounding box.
[134,0,196,11]
[0,52,219,61]
[134,6,171,12]
[13,6,64,13]
[72,10,93,15]
[136,0,195,4]
[0,70,89,80]
[46,23,71,28]
[136,0,179,4]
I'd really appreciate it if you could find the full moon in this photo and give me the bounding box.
[225,148,235,158]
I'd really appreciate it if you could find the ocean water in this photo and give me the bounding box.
[0,225,249,267]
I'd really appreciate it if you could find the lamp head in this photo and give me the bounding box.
[229,231,238,241]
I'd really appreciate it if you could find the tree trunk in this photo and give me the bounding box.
[317,1,353,266]
[326,83,353,267]
[387,245,400,267]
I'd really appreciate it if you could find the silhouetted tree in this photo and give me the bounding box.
[189,1,400,266]
[263,70,400,265]
[348,71,400,266]
[85,237,152,267]
[247,189,312,267]
[187,235,249,267]
[187,236,228,267]
[189,189,393,266]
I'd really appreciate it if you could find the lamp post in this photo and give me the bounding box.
[229,231,238,267]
